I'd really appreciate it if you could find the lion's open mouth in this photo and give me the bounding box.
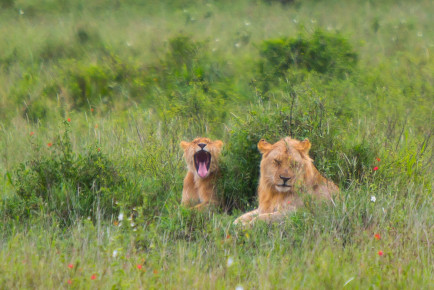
[194,150,211,178]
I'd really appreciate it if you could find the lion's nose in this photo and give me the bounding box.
[198,143,207,149]
[280,175,291,183]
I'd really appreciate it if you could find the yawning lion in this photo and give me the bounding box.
[180,137,224,210]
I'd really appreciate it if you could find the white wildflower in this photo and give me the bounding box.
[112,250,118,258]
[118,212,124,221]
[235,43,241,48]
[371,196,376,202]
[19,9,24,15]
[236,286,244,290]
[227,257,234,267]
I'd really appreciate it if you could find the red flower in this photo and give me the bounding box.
[95,124,98,129]
[67,279,72,285]
[153,269,158,274]
[287,200,292,205]
[378,250,384,256]
[91,108,94,112]
[137,264,143,270]
[47,142,52,147]
[67,118,71,122]
[376,157,381,162]
[90,274,96,280]
[30,132,34,136]
[226,234,231,239]
[97,148,101,152]
[374,234,381,240]
[68,263,74,269]
[373,166,379,171]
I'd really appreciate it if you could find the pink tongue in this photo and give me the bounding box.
[198,162,208,178]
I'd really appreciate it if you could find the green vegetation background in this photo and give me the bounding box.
[0,0,432,288]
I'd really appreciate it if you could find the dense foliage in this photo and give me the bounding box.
[0,0,432,288]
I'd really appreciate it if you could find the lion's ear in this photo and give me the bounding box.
[214,140,224,150]
[258,139,273,154]
[299,138,311,155]
[180,141,190,150]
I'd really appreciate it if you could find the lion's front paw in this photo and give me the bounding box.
[233,216,256,227]
[248,216,259,226]
[233,216,249,226]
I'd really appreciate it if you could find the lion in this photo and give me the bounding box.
[180,137,224,210]
[234,137,339,225]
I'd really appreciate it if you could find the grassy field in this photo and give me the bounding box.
[0,0,433,288]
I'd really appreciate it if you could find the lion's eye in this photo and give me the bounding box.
[274,159,281,167]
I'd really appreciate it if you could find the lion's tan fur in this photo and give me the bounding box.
[234,137,339,225]
[180,137,223,210]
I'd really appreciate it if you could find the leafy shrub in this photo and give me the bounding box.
[152,35,235,129]
[10,122,129,225]
[259,29,358,89]
[166,35,202,78]
[0,0,14,8]
[22,97,51,123]
[218,94,376,211]
[161,35,230,85]
[58,54,153,110]
[160,83,227,131]
[64,61,117,109]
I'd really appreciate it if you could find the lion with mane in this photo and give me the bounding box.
[234,137,339,225]
[180,137,223,210]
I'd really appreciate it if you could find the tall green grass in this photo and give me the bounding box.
[0,0,432,288]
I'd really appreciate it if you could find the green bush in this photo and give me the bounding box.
[218,96,376,211]
[10,122,128,225]
[160,35,231,86]
[259,29,358,90]
[22,97,51,123]
[0,0,14,8]
[152,35,234,129]
[64,61,117,109]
